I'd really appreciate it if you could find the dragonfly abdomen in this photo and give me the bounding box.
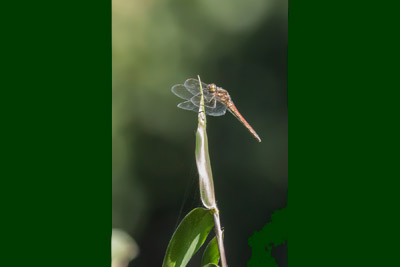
[226,101,261,142]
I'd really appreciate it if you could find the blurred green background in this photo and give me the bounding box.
[112,0,287,266]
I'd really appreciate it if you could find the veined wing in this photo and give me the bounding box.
[176,99,227,117]
[177,100,199,112]
[184,78,213,97]
[190,94,227,116]
[205,100,227,116]
[190,94,217,108]
[171,84,194,100]
[173,78,226,117]
[171,79,212,100]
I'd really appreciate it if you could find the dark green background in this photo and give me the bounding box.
[2,0,111,266]
[290,1,399,266]
[2,0,399,266]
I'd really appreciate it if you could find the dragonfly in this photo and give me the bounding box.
[171,78,261,142]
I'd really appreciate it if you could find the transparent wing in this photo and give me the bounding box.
[190,94,217,108]
[190,95,227,116]
[184,78,211,96]
[205,101,227,116]
[171,84,195,100]
[176,100,226,116]
[174,78,227,116]
[177,101,199,112]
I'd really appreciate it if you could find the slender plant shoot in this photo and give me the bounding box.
[196,75,228,267]
[195,76,216,210]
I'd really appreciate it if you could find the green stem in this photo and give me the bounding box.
[196,75,228,267]
[212,208,228,267]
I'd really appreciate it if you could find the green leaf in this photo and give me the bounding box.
[202,264,219,267]
[195,75,216,209]
[162,208,214,267]
[201,235,220,266]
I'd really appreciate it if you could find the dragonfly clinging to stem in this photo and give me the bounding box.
[171,78,261,142]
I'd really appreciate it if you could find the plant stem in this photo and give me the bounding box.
[212,208,228,267]
[197,75,228,267]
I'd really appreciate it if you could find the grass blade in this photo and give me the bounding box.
[195,75,217,209]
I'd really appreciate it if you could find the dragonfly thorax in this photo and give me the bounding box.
[215,88,231,105]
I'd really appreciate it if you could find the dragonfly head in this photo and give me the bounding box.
[207,83,217,93]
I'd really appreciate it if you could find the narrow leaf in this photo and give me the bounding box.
[162,208,214,267]
[195,75,217,209]
[201,235,220,266]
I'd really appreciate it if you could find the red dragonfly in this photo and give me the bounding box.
[171,78,261,142]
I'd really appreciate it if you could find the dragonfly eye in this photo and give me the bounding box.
[208,83,216,92]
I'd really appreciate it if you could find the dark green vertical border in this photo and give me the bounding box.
[290,1,399,266]
[2,1,111,266]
